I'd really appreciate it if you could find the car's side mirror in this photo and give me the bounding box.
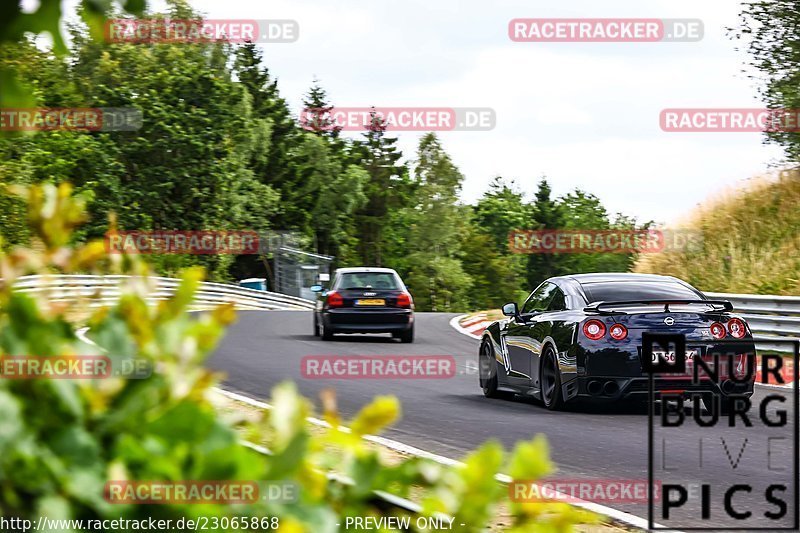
[310,285,324,293]
[502,302,519,318]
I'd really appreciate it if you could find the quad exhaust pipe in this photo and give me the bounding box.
[602,381,619,396]
[587,380,619,396]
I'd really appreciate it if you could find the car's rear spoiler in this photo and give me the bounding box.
[584,299,734,314]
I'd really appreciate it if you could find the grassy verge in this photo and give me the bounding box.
[635,169,800,295]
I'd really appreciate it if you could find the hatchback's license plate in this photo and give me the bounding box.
[356,299,385,306]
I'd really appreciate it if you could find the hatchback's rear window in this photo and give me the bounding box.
[336,273,400,290]
[581,281,701,303]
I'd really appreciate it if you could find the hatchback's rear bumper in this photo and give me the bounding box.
[323,308,413,333]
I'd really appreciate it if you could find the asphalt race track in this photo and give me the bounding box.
[209,310,798,529]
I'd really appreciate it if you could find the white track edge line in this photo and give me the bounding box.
[213,386,676,532]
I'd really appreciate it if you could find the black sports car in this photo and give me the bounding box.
[479,273,756,411]
[312,267,415,342]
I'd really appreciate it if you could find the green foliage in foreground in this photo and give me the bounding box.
[0,183,596,531]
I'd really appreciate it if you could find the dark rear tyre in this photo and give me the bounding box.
[479,339,501,398]
[540,347,564,410]
[702,393,743,415]
[313,314,320,337]
[321,323,334,341]
[398,326,414,343]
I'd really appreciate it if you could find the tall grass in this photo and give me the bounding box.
[635,169,800,295]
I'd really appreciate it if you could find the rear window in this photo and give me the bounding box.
[335,272,401,290]
[581,281,702,303]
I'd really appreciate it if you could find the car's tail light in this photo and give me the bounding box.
[583,319,606,340]
[396,292,413,309]
[609,323,628,340]
[710,322,726,340]
[727,318,747,339]
[327,291,343,308]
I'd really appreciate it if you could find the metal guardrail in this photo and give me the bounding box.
[10,274,316,311]
[706,292,800,352]
[9,277,798,344]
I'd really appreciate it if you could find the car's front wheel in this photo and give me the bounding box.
[479,338,501,398]
[540,346,563,410]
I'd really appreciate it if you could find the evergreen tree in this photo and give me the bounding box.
[525,178,564,288]
[402,133,471,311]
[234,43,299,201]
[353,111,409,265]
[301,78,342,140]
[473,177,529,253]
[737,2,800,163]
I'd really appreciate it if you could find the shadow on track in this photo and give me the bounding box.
[473,392,708,417]
[286,334,401,343]
[321,334,401,343]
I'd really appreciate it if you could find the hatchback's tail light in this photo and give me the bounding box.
[396,292,413,309]
[327,291,343,308]
[609,323,628,340]
[582,319,606,340]
[727,318,747,339]
[710,322,726,340]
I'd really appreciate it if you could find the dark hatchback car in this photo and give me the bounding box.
[312,267,415,342]
[479,273,756,411]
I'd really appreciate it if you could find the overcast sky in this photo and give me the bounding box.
[54,0,787,224]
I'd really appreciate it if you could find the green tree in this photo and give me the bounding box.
[468,177,529,305]
[401,133,471,311]
[473,176,530,254]
[234,43,299,197]
[292,133,368,259]
[557,189,644,274]
[460,223,528,310]
[300,78,342,140]
[353,112,409,266]
[67,10,277,279]
[525,178,564,288]
[736,1,800,162]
